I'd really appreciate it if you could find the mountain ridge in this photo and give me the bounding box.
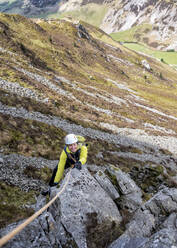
[1,0,177,50]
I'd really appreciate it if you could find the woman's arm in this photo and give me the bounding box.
[54,150,67,183]
[79,145,88,165]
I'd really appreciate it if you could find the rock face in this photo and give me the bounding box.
[23,0,58,8]
[106,165,143,213]
[100,0,177,50]
[50,167,122,248]
[1,166,177,248]
[21,0,60,15]
[108,187,177,248]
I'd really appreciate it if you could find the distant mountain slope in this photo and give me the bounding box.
[101,0,177,51]
[0,0,177,50]
[0,0,59,16]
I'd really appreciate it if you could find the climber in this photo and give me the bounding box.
[42,133,87,195]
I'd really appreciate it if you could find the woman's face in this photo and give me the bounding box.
[68,142,78,153]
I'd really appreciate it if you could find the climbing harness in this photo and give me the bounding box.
[64,145,80,164]
[0,167,73,247]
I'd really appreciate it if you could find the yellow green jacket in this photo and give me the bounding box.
[54,144,87,183]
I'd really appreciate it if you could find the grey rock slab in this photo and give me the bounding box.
[144,187,177,215]
[0,215,56,248]
[161,213,177,229]
[107,166,143,212]
[49,166,122,248]
[126,188,177,237]
[108,166,142,195]
[0,157,3,164]
[94,170,120,200]
[126,208,155,237]
[108,234,148,248]
[140,228,177,248]
[120,192,143,212]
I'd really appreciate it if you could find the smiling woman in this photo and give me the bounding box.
[42,133,88,195]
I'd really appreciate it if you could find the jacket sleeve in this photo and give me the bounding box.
[54,150,67,183]
[79,145,87,165]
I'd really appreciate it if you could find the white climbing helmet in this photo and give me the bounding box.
[65,134,78,145]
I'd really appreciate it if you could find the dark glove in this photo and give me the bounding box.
[74,161,82,170]
[51,182,58,187]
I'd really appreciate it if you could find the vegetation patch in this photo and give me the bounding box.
[0,114,66,159]
[110,24,152,43]
[0,181,36,228]
[24,165,52,183]
[128,163,174,201]
[85,212,123,248]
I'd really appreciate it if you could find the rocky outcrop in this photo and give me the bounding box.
[1,166,123,248]
[22,0,59,16]
[1,165,176,248]
[109,187,177,248]
[106,165,143,213]
[49,167,122,248]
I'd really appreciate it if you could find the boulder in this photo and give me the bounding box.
[141,60,151,71]
[49,166,122,248]
[106,165,143,212]
[94,170,120,200]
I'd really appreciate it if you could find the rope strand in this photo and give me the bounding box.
[0,168,72,247]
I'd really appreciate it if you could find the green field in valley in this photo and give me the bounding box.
[123,43,177,66]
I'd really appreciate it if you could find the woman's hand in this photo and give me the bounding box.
[74,161,82,170]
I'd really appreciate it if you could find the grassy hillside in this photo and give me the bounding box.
[110,24,153,43]
[0,13,177,142]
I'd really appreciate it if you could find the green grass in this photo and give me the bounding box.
[110,24,152,42]
[123,43,177,65]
